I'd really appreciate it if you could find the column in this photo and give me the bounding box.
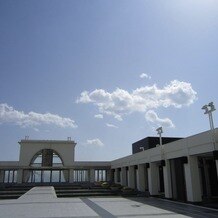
[69,169,74,183]
[170,159,177,199]
[63,170,69,182]
[0,170,4,183]
[17,169,23,184]
[128,166,135,189]
[163,160,172,198]
[184,156,202,202]
[214,151,218,180]
[203,158,211,197]
[148,162,159,195]
[137,164,146,192]
[90,168,95,183]
[121,167,127,186]
[23,170,31,183]
[110,169,115,183]
[114,168,119,183]
[106,169,111,182]
[216,160,218,180]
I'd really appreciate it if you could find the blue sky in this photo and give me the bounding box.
[0,0,218,161]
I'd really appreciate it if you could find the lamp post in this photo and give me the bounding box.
[156,127,164,161]
[202,102,216,149]
[156,127,163,147]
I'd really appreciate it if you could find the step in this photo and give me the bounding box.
[0,194,21,199]
[55,189,111,193]
[57,192,118,198]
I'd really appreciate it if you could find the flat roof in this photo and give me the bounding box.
[19,139,76,144]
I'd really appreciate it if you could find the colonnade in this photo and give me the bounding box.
[112,154,218,203]
[0,168,112,184]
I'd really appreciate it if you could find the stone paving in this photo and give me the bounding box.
[0,187,218,218]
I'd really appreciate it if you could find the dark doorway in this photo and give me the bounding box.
[170,158,187,202]
[199,157,218,198]
[159,166,165,193]
[207,159,218,196]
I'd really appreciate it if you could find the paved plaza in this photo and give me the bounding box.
[0,187,218,218]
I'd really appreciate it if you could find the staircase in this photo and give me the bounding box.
[55,183,119,198]
[0,183,142,199]
[0,185,32,199]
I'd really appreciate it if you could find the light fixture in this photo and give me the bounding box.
[202,102,216,150]
[156,127,163,146]
[202,102,216,130]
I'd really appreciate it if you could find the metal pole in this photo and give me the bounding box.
[202,102,216,150]
[159,134,162,147]
[210,112,215,130]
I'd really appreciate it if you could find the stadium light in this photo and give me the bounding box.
[202,102,216,149]
[156,127,163,147]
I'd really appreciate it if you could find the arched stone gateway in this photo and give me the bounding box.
[19,139,76,167]
[18,140,77,183]
[1,138,111,184]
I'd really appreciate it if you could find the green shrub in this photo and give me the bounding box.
[101,182,110,187]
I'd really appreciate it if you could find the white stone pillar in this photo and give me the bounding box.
[63,170,69,182]
[216,160,218,180]
[203,158,211,197]
[23,170,31,183]
[148,162,159,195]
[0,170,4,183]
[163,160,172,198]
[69,169,74,183]
[106,169,111,182]
[128,166,135,189]
[17,169,23,184]
[121,167,127,186]
[110,170,115,183]
[137,164,146,192]
[184,156,202,202]
[213,151,218,180]
[114,169,119,183]
[90,169,95,183]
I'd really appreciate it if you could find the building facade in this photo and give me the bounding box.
[111,129,218,202]
[0,139,111,185]
[0,129,218,203]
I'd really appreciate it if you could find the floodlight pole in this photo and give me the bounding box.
[202,102,216,149]
[156,127,163,147]
[156,127,164,160]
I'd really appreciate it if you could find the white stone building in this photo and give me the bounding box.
[0,129,218,203]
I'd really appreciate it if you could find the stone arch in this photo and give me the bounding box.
[18,140,76,167]
[30,149,65,167]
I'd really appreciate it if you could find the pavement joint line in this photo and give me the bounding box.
[126,197,218,218]
[0,201,83,205]
[81,197,116,218]
[116,213,179,217]
[151,197,218,212]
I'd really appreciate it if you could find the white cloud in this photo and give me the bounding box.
[106,123,118,128]
[94,114,103,119]
[76,80,197,121]
[0,103,77,128]
[86,138,104,147]
[140,73,151,79]
[114,114,123,121]
[145,110,175,128]
[76,91,91,103]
